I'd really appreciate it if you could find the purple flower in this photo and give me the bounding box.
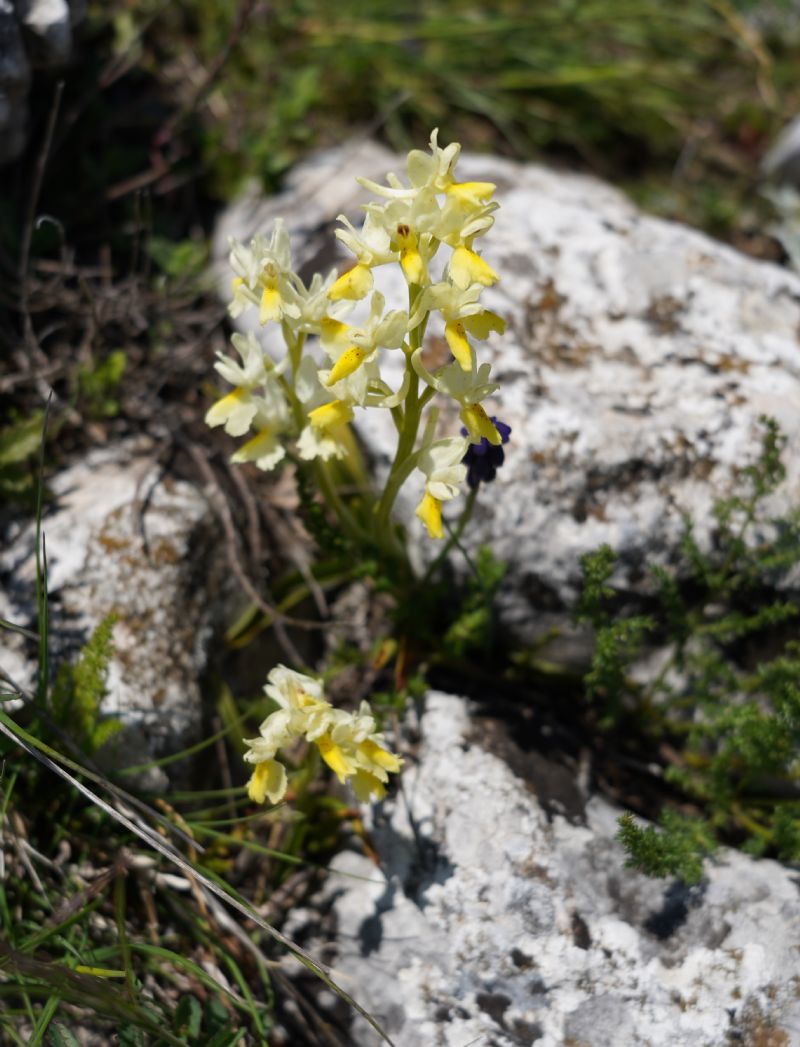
[461,417,511,488]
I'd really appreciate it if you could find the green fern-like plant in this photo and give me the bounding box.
[50,614,123,754]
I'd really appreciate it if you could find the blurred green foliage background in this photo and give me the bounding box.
[5,0,800,257]
[119,0,797,232]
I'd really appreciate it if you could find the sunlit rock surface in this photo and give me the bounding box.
[296,692,800,1047]
[216,143,800,647]
[0,440,225,774]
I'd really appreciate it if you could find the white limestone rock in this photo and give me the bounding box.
[0,440,227,771]
[303,692,800,1047]
[215,144,800,645]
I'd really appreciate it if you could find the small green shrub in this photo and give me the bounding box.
[617,810,716,885]
[579,418,800,879]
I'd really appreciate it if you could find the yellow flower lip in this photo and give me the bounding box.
[204,387,247,427]
[326,346,367,386]
[328,263,373,301]
[449,245,499,289]
[236,429,274,456]
[461,403,502,445]
[416,490,444,539]
[393,224,426,285]
[359,738,402,773]
[320,317,351,344]
[400,249,425,286]
[445,180,496,207]
[247,758,286,805]
[317,734,353,783]
[308,399,353,430]
[259,284,282,324]
[444,320,473,372]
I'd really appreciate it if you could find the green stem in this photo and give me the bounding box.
[375,358,421,530]
[421,486,477,584]
[313,459,371,545]
[444,510,481,581]
[418,384,436,410]
[284,325,305,385]
[374,290,427,531]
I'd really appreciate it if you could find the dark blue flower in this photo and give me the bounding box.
[461,417,511,488]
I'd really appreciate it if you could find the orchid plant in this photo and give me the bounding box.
[206,129,509,547]
[206,131,510,804]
